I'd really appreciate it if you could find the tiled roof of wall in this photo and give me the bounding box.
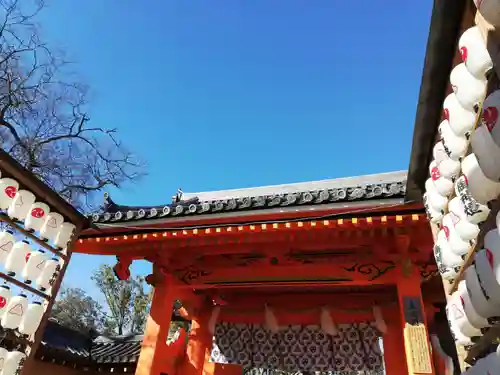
[91,171,408,224]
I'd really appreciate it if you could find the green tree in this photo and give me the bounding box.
[91,264,151,335]
[51,287,111,336]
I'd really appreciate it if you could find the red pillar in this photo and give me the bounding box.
[178,307,214,375]
[135,284,176,375]
[382,305,409,375]
[397,260,436,375]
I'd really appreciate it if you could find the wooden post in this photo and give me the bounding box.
[135,283,176,375]
[382,305,409,375]
[397,259,436,375]
[178,306,213,375]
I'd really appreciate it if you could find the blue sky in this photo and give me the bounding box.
[39,1,433,301]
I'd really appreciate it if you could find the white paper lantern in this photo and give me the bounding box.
[54,222,76,249]
[0,347,8,372]
[443,94,477,137]
[461,153,500,204]
[433,230,460,280]
[474,248,500,306]
[471,123,500,183]
[429,160,453,196]
[320,307,338,335]
[18,301,44,336]
[474,0,500,27]
[0,178,18,210]
[4,240,31,277]
[2,350,25,375]
[438,120,469,161]
[483,90,500,146]
[446,306,473,346]
[458,280,489,329]
[35,257,59,291]
[454,175,491,224]
[424,178,448,213]
[448,290,481,337]
[448,198,479,242]
[450,63,487,110]
[7,189,35,221]
[40,212,64,242]
[433,141,461,180]
[0,284,12,317]
[1,294,27,330]
[0,230,15,266]
[484,229,500,283]
[442,214,473,257]
[22,250,47,284]
[423,193,444,225]
[459,26,493,79]
[465,265,500,319]
[24,202,50,233]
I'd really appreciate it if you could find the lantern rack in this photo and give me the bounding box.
[0,272,50,301]
[0,214,68,262]
[465,322,500,363]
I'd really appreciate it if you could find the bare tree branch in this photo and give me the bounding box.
[0,0,145,211]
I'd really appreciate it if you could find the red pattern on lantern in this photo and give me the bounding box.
[463,175,469,185]
[443,226,450,240]
[443,108,450,121]
[4,186,16,198]
[31,208,45,218]
[486,248,494,269]
[483,107,499,132]
[431,167,441,181]
[25,253,31,263]
[459,46,468,63]
[0,297,6,309]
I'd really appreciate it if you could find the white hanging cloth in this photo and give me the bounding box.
[264,305,279,333]
[373,305,387,334]
[320,307,338,335]
[208,306,221,335]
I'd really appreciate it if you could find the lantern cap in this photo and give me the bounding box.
[51,257,58,261]
[5,230,14,235]
[21,240,29,244]
[39,250,45,253]
[19,293,27,298]
[0,285,10,290]
[32,301,42,305]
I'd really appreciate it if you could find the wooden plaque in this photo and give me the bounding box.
[404,323,433,374]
